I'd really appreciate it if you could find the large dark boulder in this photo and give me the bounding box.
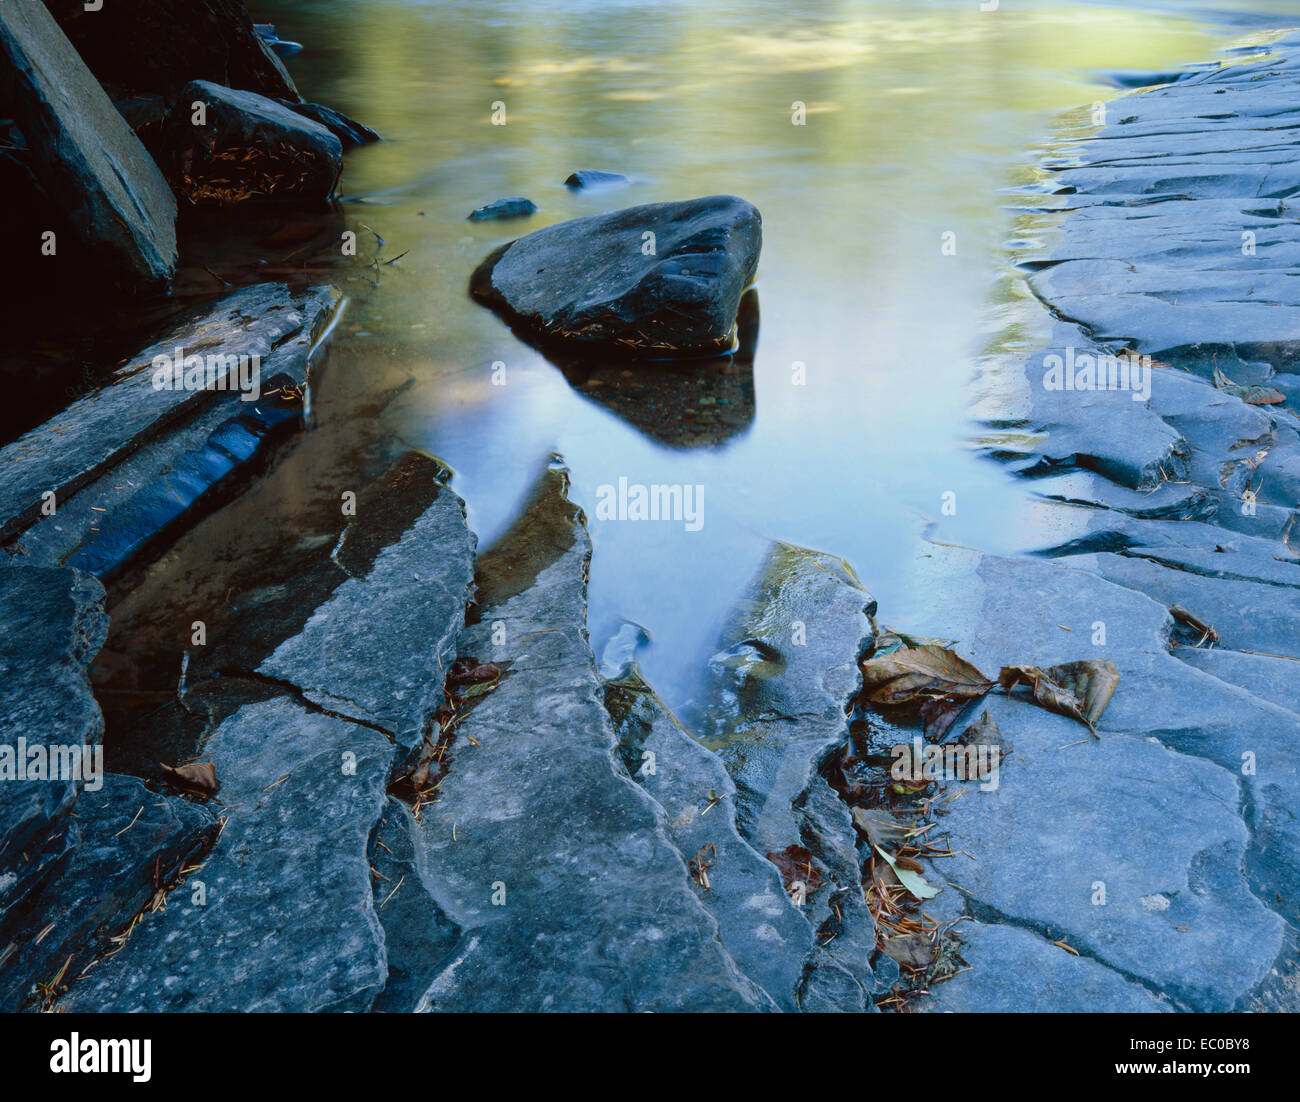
[161,81,341,203]
[470,195,762,357]
[0,0,177,288]
[42,0,297,100]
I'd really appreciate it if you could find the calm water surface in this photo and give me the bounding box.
[176,0,1293,713]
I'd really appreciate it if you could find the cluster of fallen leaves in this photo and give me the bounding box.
[838,636,1121,1008]
[390,658,500,814]
[859,642,1119,739]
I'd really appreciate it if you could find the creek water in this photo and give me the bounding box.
[89,0,1297,732]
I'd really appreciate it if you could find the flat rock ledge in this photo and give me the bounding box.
[922,33,1300,1011]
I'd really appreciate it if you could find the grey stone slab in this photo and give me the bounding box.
[0,773,216,1011]
[259,474,476,754]
[605,662,814,1011]
[915,922,1171,1013]
[60,697,396,1012]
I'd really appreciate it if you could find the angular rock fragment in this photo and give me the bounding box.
[605,661,812,1011]
[0,0,177,287]
[281,100,380,150]
[468,197,538,222]
[411,462,771,1011]
[470,196,761,356]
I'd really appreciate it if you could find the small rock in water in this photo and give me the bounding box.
[564,169,629,190]
[254,22,303,58]
[468,196,539,222]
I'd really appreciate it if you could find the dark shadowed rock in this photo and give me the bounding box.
[1,284,340,568]
[410,462,771,1011]
[0,564,106,940]
[280,100,379,150]
[467,196,538,222]
[0,774,216,1011]
[470,195,762,356]
[0,0,177,288]
[162,81,341,204]
[565,169,629,190]
[60,697,396,1012]
[44,0,298,100]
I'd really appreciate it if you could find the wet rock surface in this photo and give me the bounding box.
[926,37,1300,1011]
[61,697,395,1012]
[0,283,339,571]
[407,463,771,1011]
[468,197,539,222]
[0,0,178,288]
[470,195,762,356]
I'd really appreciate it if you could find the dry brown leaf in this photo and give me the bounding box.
[161,760,219,796]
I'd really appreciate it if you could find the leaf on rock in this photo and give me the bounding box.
[873,844,940,900]
[860,645,994,705]
[880,932,937,970]
[997,659,1119,736]
[957,708,1010,754]
[161,759,219,796]
[852,807,910,850]
[1213,366,1285,406]
[765,845,824,895]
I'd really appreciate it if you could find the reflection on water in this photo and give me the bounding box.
[148,0,1284,711]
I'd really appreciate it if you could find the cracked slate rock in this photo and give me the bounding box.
[903,545,1288,1010]
[413,462,770,1011]
[470,195,761,356]
[258,468,477,755]
[0,565,107,924]
[60,697,395,1012]
[368,798,461,1013]
[605,661,813,1011]
[0,773,216,1012]
[916,921,1170,1013]
[0,0,177,287]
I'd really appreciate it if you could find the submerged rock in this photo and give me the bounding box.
[0,0,177,288]
[467,196,539,222]
[564,169,629,190]
[470,195,762,357]
[162,81,341,203]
